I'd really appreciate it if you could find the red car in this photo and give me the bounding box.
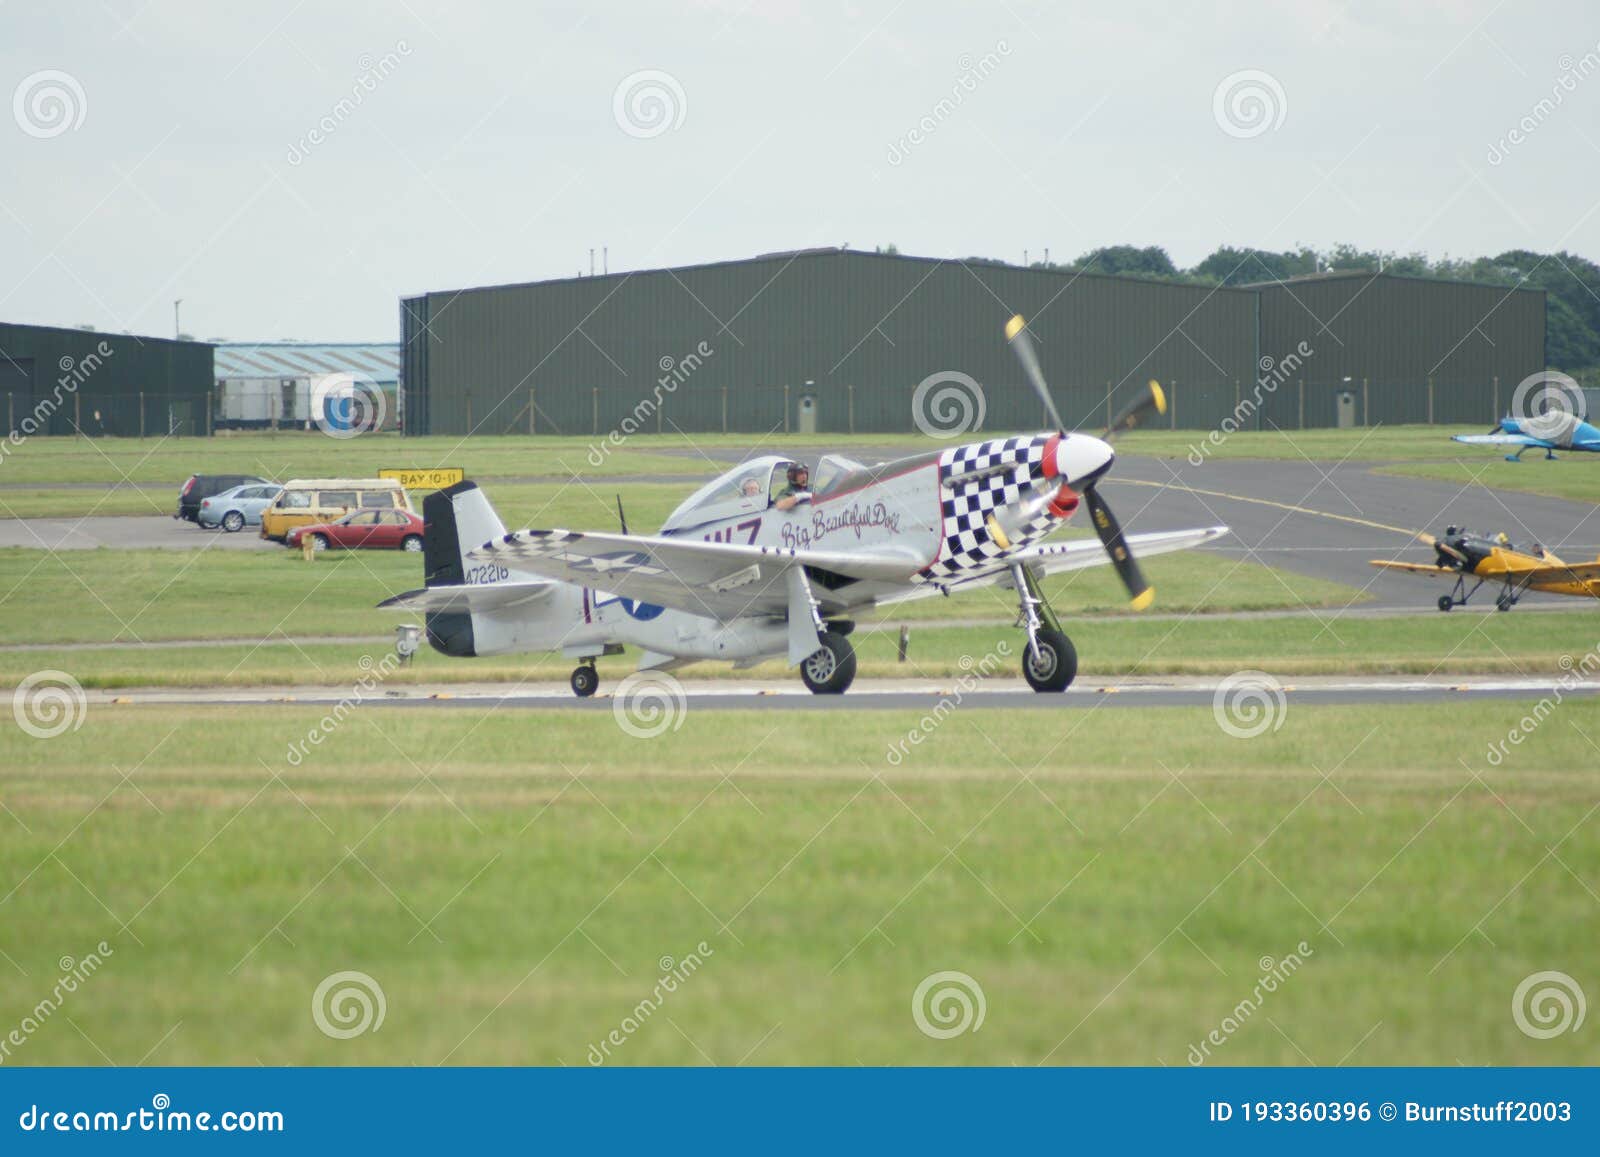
[285,509,426,553]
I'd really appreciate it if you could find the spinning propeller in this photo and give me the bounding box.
[1006,314,1165,611]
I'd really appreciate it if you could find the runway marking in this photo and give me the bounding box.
[1107,478,1418,538]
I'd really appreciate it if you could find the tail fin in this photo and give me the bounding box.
[422,481,507,656]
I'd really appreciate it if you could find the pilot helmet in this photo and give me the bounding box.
[786,463,810,487]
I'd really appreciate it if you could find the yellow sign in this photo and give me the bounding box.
[379,467,464,491]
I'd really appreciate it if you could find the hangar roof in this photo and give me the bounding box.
[215,342,399,382]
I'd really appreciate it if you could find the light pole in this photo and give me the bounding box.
[174,299,182,340]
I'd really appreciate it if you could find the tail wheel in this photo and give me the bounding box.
[570,665,599,698]
[800,631,857,694]
[1022,628,1078,693]
[221,510,245,533]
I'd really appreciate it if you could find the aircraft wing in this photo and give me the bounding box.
[1518,561,1600,585]
[378,580,557,613]
[870,526,1231,607]
[1370,560,1455,579]
[466,529,924,620]
[1450,433,1553,448]
[1013,526,1230,573]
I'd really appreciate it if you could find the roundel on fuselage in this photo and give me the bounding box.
[622,598,665,621]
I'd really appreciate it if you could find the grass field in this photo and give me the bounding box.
[5,610,1593,690]
[0,702,1592,1066]
[1381,458,1600,507]
[0,543,1363,650]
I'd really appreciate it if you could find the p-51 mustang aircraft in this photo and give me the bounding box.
[1451,411,1600,461]
[382,316,1229,696]
[1371,525,1600,611]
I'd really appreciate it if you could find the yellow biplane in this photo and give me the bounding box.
[1372,525,1600,611]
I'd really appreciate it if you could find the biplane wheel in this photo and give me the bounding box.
[1495,595,1513,612]
[800,631,856,695]
[570,665,599,698]
[1437,595,1454,612]
[1022,628,1078,693]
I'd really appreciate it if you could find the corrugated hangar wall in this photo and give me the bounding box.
[0,323,214,436]
[1253,273,1546,427]
[401,250,1260,436]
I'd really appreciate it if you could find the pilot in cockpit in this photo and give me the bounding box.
[774,463,812,511]
[738,476,763,499]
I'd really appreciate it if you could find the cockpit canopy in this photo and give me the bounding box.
[659,455,799,534]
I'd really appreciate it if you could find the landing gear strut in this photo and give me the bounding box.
[1011,562,1078,692]
[570,661,599,698]
[1436,573,1484,612]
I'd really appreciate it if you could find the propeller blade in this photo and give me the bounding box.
[1085,486,1154,610]
[1414,531,1437,546]
[1005,314,1065,433]
[1102,380,1167,441]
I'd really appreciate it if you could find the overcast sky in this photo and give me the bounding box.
[4,1,1599,341]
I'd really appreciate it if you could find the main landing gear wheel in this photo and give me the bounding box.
[800,630,857,694]
[570,664,599,698]
[1437,595,1454,612]
[1022,628,1078,693]
[1495,594,1514,612]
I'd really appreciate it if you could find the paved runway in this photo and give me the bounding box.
[91,674,1594,712]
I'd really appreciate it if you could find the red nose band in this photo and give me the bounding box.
[1040,433,1061,480]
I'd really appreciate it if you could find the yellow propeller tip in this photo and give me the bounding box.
[1149,380,1167,415]
[1130,588,1155,612]
[1005,314,1026,340]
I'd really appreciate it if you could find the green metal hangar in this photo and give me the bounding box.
[1250,271,1546,428]
[400,248,1260,436]
[0,322,213,437]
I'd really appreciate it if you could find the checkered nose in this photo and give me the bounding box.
[1055,434,1115,486]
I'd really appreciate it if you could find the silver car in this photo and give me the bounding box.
[198,483,283,532]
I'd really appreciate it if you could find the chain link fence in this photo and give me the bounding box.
[452,376,1513,437]
[1,376,1520,440]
